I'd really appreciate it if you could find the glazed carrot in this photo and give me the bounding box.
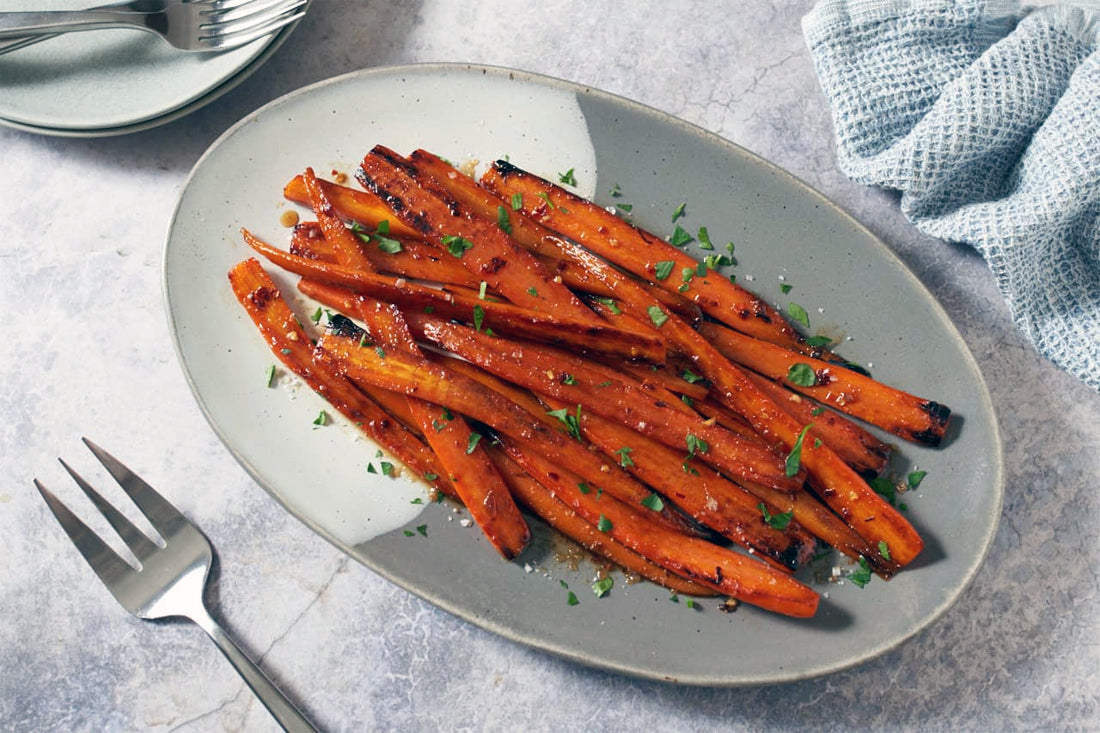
[500,441,820,618]
[539,393,816,571]
[485,449,716,596]
[226,258,453,499]
[243,229,665,363]
[480,160,809,351]
[284,174,421,240]
[303,169,530,560]
[356,146,601,323]
[698,321,951,446]
[289,221,483,287]
[411,317,803,493]
[313,327,696,535]
[404,148,702,320]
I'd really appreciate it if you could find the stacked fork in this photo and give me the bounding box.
[0,0,307,56]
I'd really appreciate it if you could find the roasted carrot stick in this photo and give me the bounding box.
[539,393,816,571]
[481,160,810,351]
[500,441,820,618]
[485,449,716,596]
[284,174,421,240]
[356,146,602,323]
[410,316,803,493]
[313,327,697,535]
[227,258,454,499]
[303,169,530,560]
[243,229,664,363]
[290,221,484,288]
[698,321,951,446]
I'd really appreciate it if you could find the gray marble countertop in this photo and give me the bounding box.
[2,1,1097,731]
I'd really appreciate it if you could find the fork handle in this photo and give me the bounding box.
[0,11,153,40]
[192,610,318,733]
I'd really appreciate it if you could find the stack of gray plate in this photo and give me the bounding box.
[0,0,307,137]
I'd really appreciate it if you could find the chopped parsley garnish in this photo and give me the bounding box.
[578,481,592,494]
[374,346,386,359]
[472,304,485,332]
[558,168,578,186]
[547,405,583,440]
[785,423,814,477]
[805,335,833,348]
[424,472,439,481]
[672,202,687,222]
[567,591,579,606]
[647,305,668,328]
[680,394,694,407]
[787,362,817,387]
[594,297,621,315]
[380,461,395,477]
[697,226,715,250]
[686,433,708,455]
[264,364,276,388]
[411,497,423,504]
[416,524,428,537]
[478,281,488,299]
[443,235,474,257]
[610,183,622,197]
[788,302,811,329]
[870,477,898,506]
[848,556,873,588]
[466,432,482,454]
[810,406,826,417]
[592,576,614,597]
[596,380,613,388]
[681,267,695,283]
[496,205,512,234]
[312,410,328,427]
[682,370,704,384]
[616,203,633,213]
[597,515,613,533]
[878,541,892,561]
[375,233,403,254]
[758,502,794,530]
[403,530,415,537]
[536,191,556,209]
[907,470,928,489]
[641,492,665,511]
[527,286,538,296]
[614,446,635,468]
[685,598,698,609]
[511,192,523,211]
[669,225,694,247]
[654,260,675,280]
[310,306,323,324]
[562,374,576,385]
[780,283,793,294]
[367,463,377,474]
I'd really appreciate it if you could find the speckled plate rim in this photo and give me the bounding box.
[164,63,1004,686]
[0,4,308,138]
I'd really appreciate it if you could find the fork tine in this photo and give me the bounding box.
[201,1,306,38]
[82,438,186,538]
[203,0,300,24]
[34,479,138,589]
[196,8,304,49]
[58,458,159,559]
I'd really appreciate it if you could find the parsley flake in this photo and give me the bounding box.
[907,470,928,489]
[758,502,794,530]
[785,423,814,477]
[558,168,578,186]
[672,202,687,222]
[654,260,675,280]
[443,235,474,257]
[496,205,512,234]
[614,446,635,468]
[264,364,276,388]
[578,481,592,494]
[547,405,583,440]
[697,226,715,250]
[848,556,873,588]
[686,433,709,455]
[511,192,523,211]
[878,541,892,561]
[780,283,793,294]
[788,302,811,329]
[309,306,323,324]
[312,410,328,427]
[567,591,579,606]
[416,524,428,537]
[597,515,613,533]
[669,225,694,247]
[647,305,668,328]
[787,362,817,387]
[466,433,482,454]
[641,493,665,512]
[592,576,614,597]
[472,305,485,332]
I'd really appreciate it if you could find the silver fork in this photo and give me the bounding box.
[0,0,306,55]
[34,438,317,733]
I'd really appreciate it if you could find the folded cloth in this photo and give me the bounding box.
[803,0,1100,392]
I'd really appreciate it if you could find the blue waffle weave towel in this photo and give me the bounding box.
[803,1,1100,392]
